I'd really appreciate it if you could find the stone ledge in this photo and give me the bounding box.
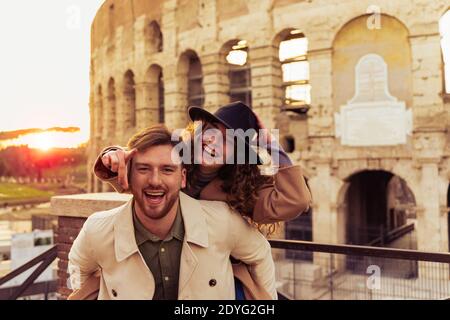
[50,193,132,218]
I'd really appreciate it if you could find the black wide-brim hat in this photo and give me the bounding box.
[188,101,263,165]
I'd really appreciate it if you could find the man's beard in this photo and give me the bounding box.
[134,187,180,220]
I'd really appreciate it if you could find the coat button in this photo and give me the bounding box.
[209,279,217,287]
[111,289,117,297]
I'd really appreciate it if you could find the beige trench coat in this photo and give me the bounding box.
[68,192,277,300]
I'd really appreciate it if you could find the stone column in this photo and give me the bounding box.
[249,44,283,129]
[201,52,229,113]
[160,0,186,130]
[416,159,446,252]
[307,136,344,272]
[135,81,160,130]
[104,89,117,145]
[410,30,448,279]
[307,48,334,137]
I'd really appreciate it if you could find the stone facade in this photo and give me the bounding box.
[88,0,450,254]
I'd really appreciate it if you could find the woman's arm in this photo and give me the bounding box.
[93,146,136,193]
[252,165,312,224]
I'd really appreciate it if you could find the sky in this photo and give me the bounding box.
[0,0,105,141]
[0,2,448,146]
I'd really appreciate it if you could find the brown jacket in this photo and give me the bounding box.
[94,146,312,224]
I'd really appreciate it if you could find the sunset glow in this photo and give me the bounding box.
[0,131,88,150]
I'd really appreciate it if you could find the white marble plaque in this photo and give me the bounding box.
[335,54,412,146]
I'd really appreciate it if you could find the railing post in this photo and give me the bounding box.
[329,253,334,300]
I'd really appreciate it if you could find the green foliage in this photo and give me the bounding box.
[0,183,54,201]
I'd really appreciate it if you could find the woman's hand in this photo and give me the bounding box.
[101,148,137,190]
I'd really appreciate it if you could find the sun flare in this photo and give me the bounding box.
[0,130,88,150]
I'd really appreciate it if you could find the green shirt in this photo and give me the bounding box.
[132,202,184,300]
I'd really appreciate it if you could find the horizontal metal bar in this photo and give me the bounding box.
[268,239,450,263]
[0,280,57,300]
[9,252,57,300]
[0,246,57,286]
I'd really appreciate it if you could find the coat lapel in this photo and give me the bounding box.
[112,193,211,299]
[113,199,140,262]
[177,192,209,296]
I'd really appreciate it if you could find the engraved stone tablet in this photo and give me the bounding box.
[335,54,412,146]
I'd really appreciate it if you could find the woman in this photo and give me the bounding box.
[94,101,312,298]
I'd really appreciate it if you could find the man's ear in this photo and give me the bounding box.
[181,167,187,189]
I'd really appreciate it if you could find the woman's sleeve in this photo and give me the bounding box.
[93,145,127,193]
[253,165,312,224]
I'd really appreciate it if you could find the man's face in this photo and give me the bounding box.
[130,145,186,220]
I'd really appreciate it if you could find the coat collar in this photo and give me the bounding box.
[113,192,209,262]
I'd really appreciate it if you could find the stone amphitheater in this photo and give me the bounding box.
[88,0,450,255]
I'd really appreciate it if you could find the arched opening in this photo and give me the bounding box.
[178,50,205,110]
[439,10,450,95]
[343,170,417,277]
[277,29,310,112]
[285,179,313,261]
[123,70,136,130]
[187,54,203,107]
[221,39,252,107]
[332,14,412,112]
[107,78,117,138]
[158,71,164,123]
[145,20,163,54]
[146,65,165,124]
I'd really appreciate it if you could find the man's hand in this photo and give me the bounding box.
[101,149,137,190]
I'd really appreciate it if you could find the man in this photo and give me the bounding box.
[68,124,277,300]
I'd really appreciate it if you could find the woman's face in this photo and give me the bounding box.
[194,120,234,170]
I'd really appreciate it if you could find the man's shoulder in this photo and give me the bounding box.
[197,198,231,213]
[83,202,128,233]
[195,198,249,228]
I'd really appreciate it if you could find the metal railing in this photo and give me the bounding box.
[0,246,57,300]
[367,223,415,246]
[269,239,450,300]
[1,240,450,300]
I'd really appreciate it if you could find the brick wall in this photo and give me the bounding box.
[55,216,87,300]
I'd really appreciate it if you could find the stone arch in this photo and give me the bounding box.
[336,161,420,204]
[273,28,311,109]
[332,14,413,112]
[145,64,164,124]
[177,49,204,114]
[336,168,417,247]
[123,70,136,131]
[331,12,411,47]
[220,39,252,106]
[106,77,117,139]
[145,20,163,54]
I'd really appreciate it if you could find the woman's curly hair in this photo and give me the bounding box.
[183,122,279,236]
